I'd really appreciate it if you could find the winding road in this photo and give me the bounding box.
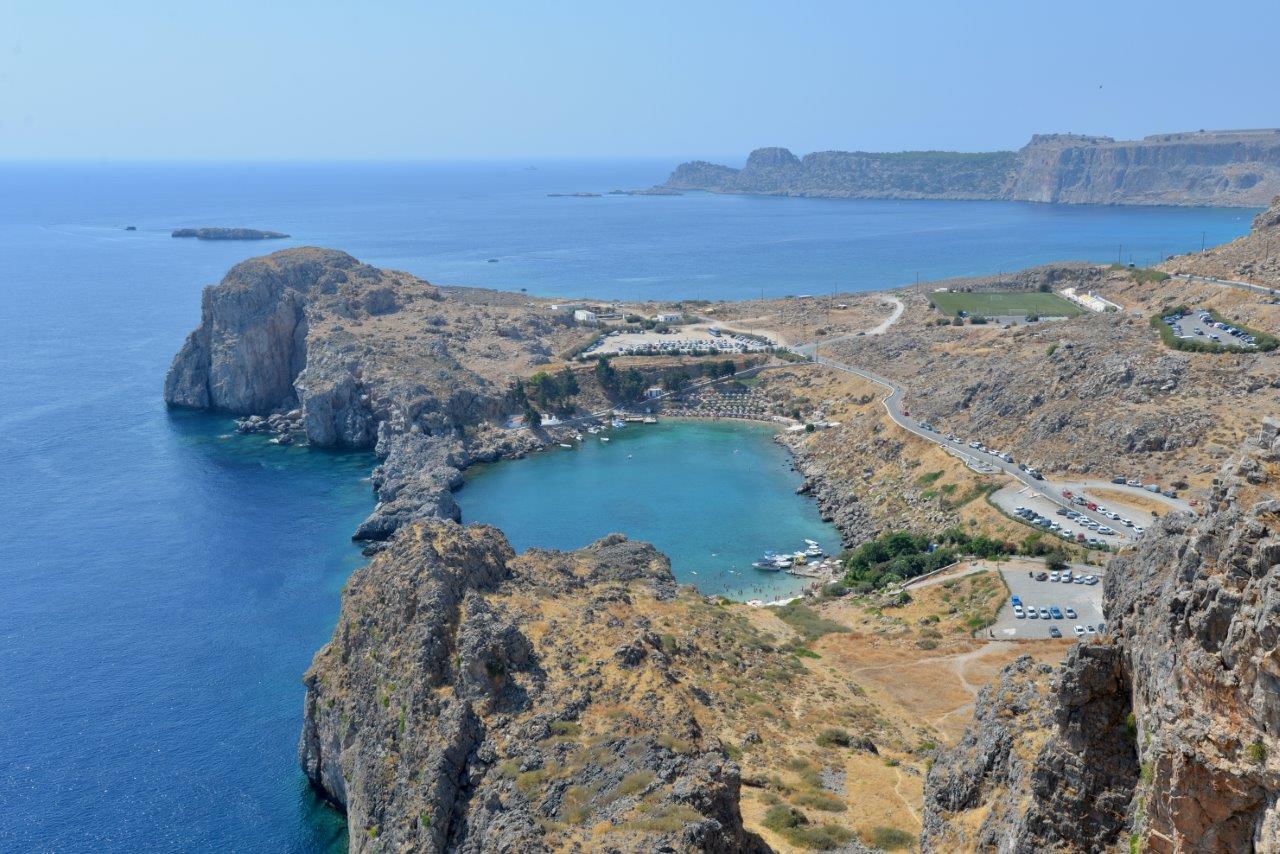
[794,301,1194,532]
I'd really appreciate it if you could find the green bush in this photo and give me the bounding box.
[1246,740,1267,765]
[866,825,915,850]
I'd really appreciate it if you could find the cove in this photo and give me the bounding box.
[455,420,841,600]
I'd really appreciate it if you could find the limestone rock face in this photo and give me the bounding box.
[300,523,766,853]
[163,247,547,541]
[923,420,1280,852]
[163,257,309,412]
[661,130,1280,206]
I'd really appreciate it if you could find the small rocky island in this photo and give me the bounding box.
[171,227,290,240]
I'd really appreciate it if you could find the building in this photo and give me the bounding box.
[655,312,682,323]
[573,309,598,323]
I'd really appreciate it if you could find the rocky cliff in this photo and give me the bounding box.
[922,420,1280,852]
[164,248,576,544]
[662,130,1280,206]
[300,522,767,853]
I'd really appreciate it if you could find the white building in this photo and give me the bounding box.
[573,309,598,323]
[655,312,682,323]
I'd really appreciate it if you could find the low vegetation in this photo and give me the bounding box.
[1111,263,1170,285]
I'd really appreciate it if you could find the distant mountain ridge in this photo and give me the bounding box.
[662,129,1280,206]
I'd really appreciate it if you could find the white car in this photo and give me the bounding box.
[1065,607,1077,619]
[1013,605,1025,618]
[1073,625,1085,637]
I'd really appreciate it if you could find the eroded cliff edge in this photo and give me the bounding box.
[164,248,555,544]
[663,130,1280,206]
[922,420,1280,852]
[298,522,768,853]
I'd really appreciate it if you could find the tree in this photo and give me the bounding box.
[662,369,691,392]
[1045,549,1068,573]
[594,356,617,393]
[522,401,542,428]
[557,366,579,397]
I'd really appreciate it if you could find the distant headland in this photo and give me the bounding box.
[660,129,1280,207]
[172,227,290,240]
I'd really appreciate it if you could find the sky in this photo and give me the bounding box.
[2,0,1278,161]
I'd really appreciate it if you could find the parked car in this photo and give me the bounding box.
[1038,607,1050,619]
[1065,607,1077,619]
[1013,605,1025,618]
[1085,625,1097,635]
[1073,625,1086,637]
[1049,626,1062,638]
[1027,608,1039,620]
[1050,606,1063,619]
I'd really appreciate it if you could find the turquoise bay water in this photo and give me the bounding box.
[0,160,1256,851]
[456,421,836,601]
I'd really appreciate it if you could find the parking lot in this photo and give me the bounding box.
[991,483,1135,546]
[991,564,1106,639]
[1161,308,1257,349]
[584,324,777,357]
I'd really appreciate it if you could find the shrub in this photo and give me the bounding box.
[815,727,851,748]
[867,825,915,850]
[1246,740,1267,765]
[791,790,847,812]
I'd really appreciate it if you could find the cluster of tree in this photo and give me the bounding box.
[594,356,647,401]
[525,367,579,407]
[842,527,1070,591]
[507,366,580,428]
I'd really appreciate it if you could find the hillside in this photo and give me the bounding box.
[922,419,1280,850]
[661,130,1280,206]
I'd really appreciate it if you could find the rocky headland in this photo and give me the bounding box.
[171,227,290,240]
[661,130,1280,207]
[299,522,769,852]
[164,248,578,546]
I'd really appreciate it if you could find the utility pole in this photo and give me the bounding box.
[1201,231,1207,253]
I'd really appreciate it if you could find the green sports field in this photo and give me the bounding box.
[929,290,1082,318]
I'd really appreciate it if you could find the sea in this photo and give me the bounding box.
[0,160,1255,851]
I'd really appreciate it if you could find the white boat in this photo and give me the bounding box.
[558,443,573,449]
[587,426,600,434]
[643,416,657,424]
[611,418,626,428]
[600,436,610,442]
[804,545,823,557]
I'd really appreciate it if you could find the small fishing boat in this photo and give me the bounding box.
[600,436,610,442]
[804,544,823,557]
[558,443,573,449]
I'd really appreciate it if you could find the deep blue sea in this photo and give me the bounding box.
[0,160,1254,852]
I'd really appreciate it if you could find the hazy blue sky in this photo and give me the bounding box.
[3,0,1277,161]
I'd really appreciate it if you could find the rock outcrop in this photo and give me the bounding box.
[923,420,1280,852]
[164,248,562,543]
[171,227,290,240]
[300,522,767,853]
[661,130,1280,207]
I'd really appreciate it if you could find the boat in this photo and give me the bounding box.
[642,416,657,424]
[587,426,600,434]
[600,436,610,442]
[558,443,573,449]
[771,556,793,569]
[611,418,626,428]
[804,544,824,557]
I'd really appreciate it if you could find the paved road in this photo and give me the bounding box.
[1171,272,1279,298]
[796,345,1189,538]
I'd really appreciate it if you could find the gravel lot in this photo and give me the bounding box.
[990,565,1106,640]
